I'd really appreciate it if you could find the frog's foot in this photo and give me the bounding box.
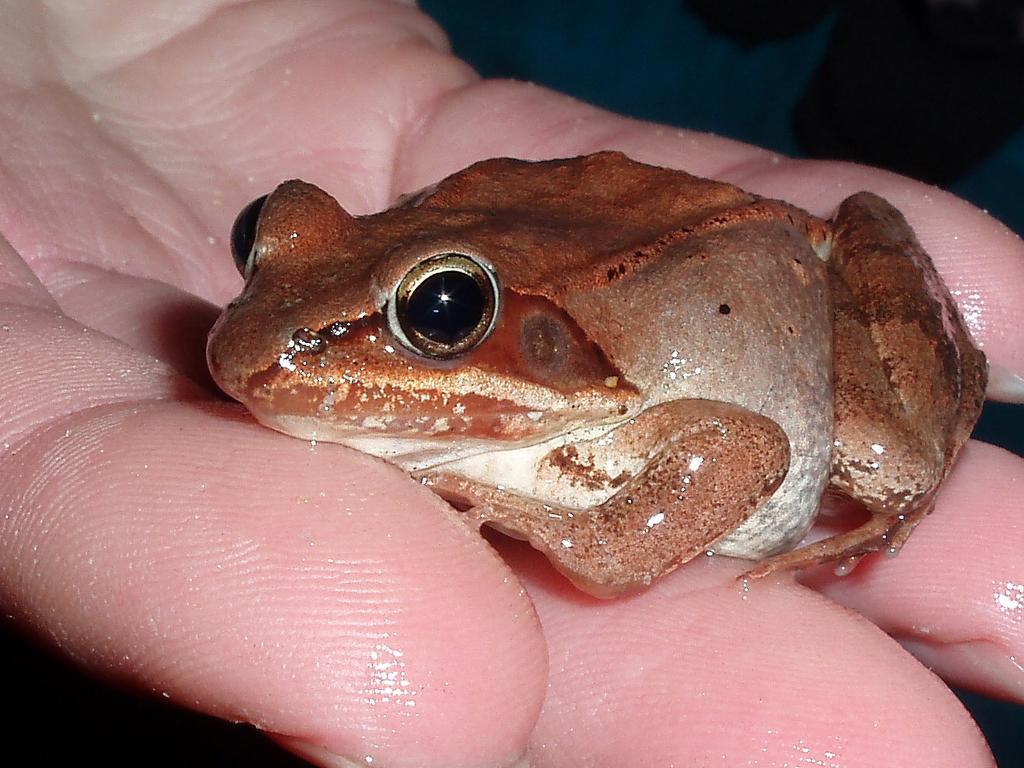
[420,400,790,597]
[745,492,935,579]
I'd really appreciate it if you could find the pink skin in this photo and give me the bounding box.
[0,2,1021,766]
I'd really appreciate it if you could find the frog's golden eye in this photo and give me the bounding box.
[229,194,268,277]
[389,253,500,360]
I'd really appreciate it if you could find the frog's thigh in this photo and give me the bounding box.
[751,193,987,576]
[490,400,787,596]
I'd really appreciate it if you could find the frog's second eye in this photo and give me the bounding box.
[389,253,500,359]
[230,194,268,277]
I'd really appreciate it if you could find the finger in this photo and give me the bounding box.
[400,81,1024,393]
[505,547,994,767]
[391,79,770,187]
[50,261,222,392]
[1,232,547,765]
[0,403,546,767]
[800,441,1024,702]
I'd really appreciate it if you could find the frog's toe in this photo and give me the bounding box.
[744,494,934,579]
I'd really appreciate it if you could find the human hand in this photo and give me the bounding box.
[1,2,1022,766]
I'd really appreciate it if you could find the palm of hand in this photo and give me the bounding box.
[1,3,1022,767]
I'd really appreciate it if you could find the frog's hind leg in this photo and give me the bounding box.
[752,192,986,579]
[746,491,935,578]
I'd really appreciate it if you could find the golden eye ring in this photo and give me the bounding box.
[388,252,500,360]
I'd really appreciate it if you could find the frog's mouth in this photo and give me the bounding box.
[237,350,642,469]
[258,407,634,483]
[300,411,641,515]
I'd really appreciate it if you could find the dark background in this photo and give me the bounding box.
[4,1,1022,765]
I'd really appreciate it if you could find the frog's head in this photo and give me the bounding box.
[207,178,637,468]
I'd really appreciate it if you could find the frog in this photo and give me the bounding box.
[206,151,987,597]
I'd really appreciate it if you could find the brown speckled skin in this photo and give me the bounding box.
[207,152,986,596]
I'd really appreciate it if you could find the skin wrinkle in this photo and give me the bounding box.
[689,148,786,191]
[391,78,481,202]
[54,56,268,290]
[0,96,198,290]
[38,1,231,85]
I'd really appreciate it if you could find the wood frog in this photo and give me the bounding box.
[207,152,987,597]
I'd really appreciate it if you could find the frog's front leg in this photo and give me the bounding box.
[749,192,988,578]
[420,400,789,597]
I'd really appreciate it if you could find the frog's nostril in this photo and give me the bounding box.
[230,194,268,276]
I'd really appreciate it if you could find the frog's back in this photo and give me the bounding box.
[393,152,759,294]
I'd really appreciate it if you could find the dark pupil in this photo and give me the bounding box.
[405,270,485,344]
[230,194,267,274]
